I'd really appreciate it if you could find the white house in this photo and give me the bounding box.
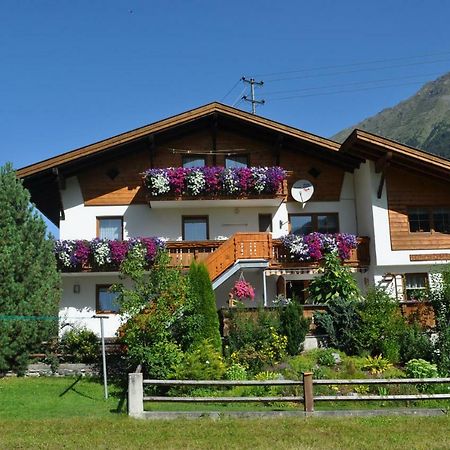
[17,103,450,337]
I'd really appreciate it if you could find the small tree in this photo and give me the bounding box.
[279,301,309,356]
[188,262,222,353]
[308,252,360,304]
[0,163,60,375]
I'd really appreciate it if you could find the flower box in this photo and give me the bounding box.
[142,166,287,199]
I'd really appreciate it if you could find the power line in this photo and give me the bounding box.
[254,49,450,78]
[267,79,428,102]
[264,72,443,97]
[265,57,450,83]
[220,79,241,102]
[231,85,248,106]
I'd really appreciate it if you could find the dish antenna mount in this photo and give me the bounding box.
[291,179,314,208]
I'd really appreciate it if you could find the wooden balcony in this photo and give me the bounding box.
[59,234,370,280]
[167,233,370,281]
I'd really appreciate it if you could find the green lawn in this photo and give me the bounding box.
[1,377,450,449]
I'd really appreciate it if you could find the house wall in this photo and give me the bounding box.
[60,274,125,337]
[60,173,357,241]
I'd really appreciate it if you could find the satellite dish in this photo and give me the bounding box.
[291,180,314,207]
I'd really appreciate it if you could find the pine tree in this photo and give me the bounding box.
[188,262,222,352]
[0,163,60,375]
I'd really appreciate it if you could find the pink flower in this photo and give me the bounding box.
[232,280,255,300]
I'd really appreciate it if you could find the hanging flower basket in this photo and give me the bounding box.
[232,279,255,301]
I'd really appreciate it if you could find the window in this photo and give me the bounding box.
[225,155,249,168]
[404,273,428,301]
[258,214,272,232]
[96,285,120,314]
[290,213,339,235]
[97,217,123,240]
[182,155,206,168]
[408,207,450,233]
[182,216,209,240]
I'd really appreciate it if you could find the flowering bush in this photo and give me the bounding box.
[232,280,255,301]
[54,237,165,270]
[281,233,357,261]
[143,166,286,197]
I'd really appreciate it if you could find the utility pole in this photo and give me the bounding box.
[241,77,265,114]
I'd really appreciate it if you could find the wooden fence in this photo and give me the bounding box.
[128,372,450,417]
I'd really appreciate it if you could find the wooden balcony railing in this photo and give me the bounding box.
[59,234,370,280]
[204,232,273,281]
[166,241,221,268]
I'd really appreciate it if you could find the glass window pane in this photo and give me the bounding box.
[291,215,313,235]
[225,155,248,169]
[317,215,339,233]
[258,214,272,232]
[433,207,450,233]
[183,218,208,240]
[405,273,427,289]
[98,288,120,313]
[182,156,206,168]
[408,208,430,232]
[98,218,122,240]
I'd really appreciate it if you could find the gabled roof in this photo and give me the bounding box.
[341,129,450,182]
[17,102,342,179]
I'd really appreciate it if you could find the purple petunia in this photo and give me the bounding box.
[54,237,166,271]
[281,232,358,262]
[142,166,287,197]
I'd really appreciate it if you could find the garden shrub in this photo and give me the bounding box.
[398,320,434,364]
[316,348,338,367]
[175,340,225,380]
[60,327,99,363]
[429,268,450,375]
[114,251,191,376]
[308,252,360,304]
[224,363,247,380]
[405,358,438,378]
[362,355,392,375]
[226,307,285,373]
[279,301,309,355]
[314,297,362,355]
[356,288,405,363]
[188,262,222,353]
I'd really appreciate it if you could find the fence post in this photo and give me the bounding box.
[303,372,314,413]
[128,372,144,417]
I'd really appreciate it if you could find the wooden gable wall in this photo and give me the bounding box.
[77,127,346,206]
[387,167,450,250]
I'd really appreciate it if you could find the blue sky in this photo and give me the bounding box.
[2,0,450,233]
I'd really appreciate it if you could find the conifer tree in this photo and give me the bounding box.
[0,163,60,374]
[188,262,222,352]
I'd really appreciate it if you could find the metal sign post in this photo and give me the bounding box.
[93,315,109,399]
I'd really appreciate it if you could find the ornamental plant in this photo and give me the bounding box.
[281,232,357,262]
[142,166,286,198]
[0,163,60,375]
[232,279,255,301]
[54,237,165,271]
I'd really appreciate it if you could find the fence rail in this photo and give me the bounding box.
[128,372,450,417]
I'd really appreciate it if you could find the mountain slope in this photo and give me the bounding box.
[332,73,450,159]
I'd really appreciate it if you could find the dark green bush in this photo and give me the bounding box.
[314,297,362,355]
[398,321,434,364]
[188,262,222,353]
[60,327,99,363]
[279,301,309,356]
